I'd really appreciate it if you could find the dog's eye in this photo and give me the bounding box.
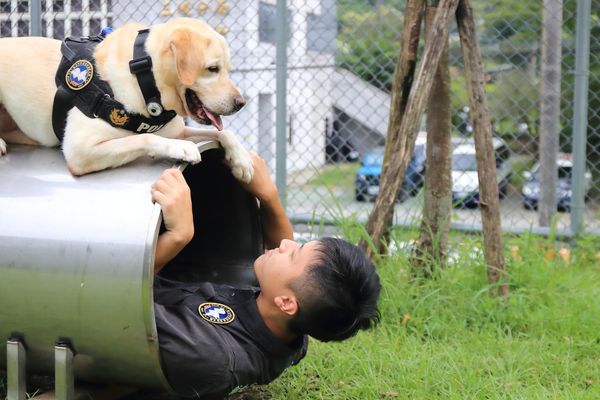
[208,66,220,73]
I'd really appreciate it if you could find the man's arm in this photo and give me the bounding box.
[151,152,292,275]
[152,168,194,274]
[240,152,293,249]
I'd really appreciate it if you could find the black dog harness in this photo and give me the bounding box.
[52,28,177,142]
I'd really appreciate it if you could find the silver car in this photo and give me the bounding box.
[521,153,592,211]
[451,138,513,207]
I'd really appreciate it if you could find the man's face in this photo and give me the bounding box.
[254,239,321,298]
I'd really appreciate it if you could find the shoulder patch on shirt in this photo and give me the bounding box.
[198,302,235,325]
[66,60,93,90]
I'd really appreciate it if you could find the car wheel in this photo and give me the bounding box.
[523,200,536,210]
[499,182,509,199]
[410,184,422,197]
[397,187,410,203]
[466,201,479,209]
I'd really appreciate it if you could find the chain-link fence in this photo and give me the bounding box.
[1,0,598,235]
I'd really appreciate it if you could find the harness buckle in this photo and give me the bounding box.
[129,56,153,75]
[92,93,111,118]
[147,100,163,117]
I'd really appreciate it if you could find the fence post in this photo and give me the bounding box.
[275,0,288,206]
[29,0,42,36]
[570,0,591,236]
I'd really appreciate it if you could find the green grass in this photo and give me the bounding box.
[237,232,600,399]
[306,162,360,188]
[4,230,599,400]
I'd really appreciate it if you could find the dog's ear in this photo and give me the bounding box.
[170,28,205,86]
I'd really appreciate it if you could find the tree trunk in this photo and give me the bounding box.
[456,0,509,297]
[360,0,460,258]
[538,0,563,226]
[411,2,453,275]
[359,0,424,255]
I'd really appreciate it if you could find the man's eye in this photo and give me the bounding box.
[208,66,220,73]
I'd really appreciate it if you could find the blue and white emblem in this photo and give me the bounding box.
[198,302,235,324]
[65,60,94,91]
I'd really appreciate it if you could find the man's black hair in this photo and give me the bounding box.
[287,237,381,342]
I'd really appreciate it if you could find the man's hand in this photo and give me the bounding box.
[152,168,194,273]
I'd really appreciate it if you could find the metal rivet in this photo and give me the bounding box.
[147,102,163,117]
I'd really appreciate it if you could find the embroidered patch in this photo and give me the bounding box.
[198,302,235,325]
[65,60,93,91]
[109,108,129,126]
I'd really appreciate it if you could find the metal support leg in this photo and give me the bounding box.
[6,339,26,400]
[54,343,74,400]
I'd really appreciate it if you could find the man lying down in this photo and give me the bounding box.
[150,151,381,399]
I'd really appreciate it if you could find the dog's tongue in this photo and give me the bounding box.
[203,108,223,131]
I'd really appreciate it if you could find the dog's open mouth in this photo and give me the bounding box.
[185,89,223,131]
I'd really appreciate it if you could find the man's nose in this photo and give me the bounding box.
[279,239,297,251]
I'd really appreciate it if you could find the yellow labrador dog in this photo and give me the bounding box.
[0,18,253,182]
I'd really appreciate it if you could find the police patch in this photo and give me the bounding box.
[66,60,93,91]
[198,302,235,324]
[109,108,129,126]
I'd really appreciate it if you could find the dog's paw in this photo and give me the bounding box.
[226,147,254,183]
[168,141,201,164]
[0,139,7,156]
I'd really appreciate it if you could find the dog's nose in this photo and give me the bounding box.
[233,96,246,111]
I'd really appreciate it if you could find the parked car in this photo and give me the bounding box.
[354,135,427,202]
[451,138,512,207]
[521,153,592,211]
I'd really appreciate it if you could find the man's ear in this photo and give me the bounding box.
[169,28,206,86]
[274,295,299,317]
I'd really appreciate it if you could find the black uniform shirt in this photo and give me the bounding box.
[153,279,308,399]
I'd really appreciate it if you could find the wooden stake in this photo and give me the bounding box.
[456,0,509,296]
[361,0,460,258]
[382,0,425,169]
[412,1,453,275]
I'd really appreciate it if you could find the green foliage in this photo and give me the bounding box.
[487,69,540,137]
[337,4,404,92]
[337,0,406,17]
[480,0,542,44]
[450,70,469,114]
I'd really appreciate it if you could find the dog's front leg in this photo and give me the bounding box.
[66,134,202,175]
[183,127,254,183]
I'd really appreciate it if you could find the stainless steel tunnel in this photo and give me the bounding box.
[0,142,262,391]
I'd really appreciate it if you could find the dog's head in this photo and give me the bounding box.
[159,19,245,130]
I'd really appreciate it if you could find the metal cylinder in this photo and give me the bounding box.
[0,141,245,389]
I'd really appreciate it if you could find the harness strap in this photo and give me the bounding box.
[51,86,74,142]
[52,36,104,141]
[51,30,177,142]
[129,29,165,117]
